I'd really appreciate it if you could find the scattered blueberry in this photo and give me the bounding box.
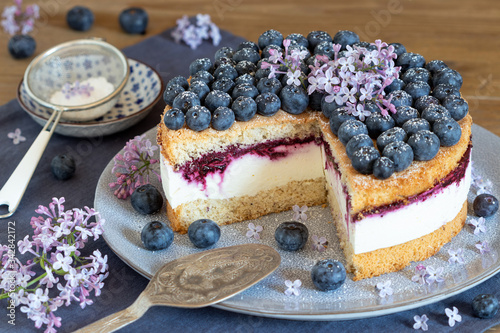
[382,141,414,172]
[188,81,210,101]
[472,294,499,319]
[404,81,431,100]
[167,76,189,90]
[185,105,211,131]
[384,78,405,94]
[191,70,214,86]
[425,60,448,74]
[364,112,395,139]
[407,130,440,161]
[473,194,499,218]
[189,58,213,76]
[141,221,174,251]
[285,33,309,48]
[373,156,395,179]
[314,41,334,58]
[421,104,451,124]
[337,119,369,145]
[279,85,309,115]
[257,77,282,95]
[392,105,419,127]
[256,92,281,116]
[402,118,431,136]
[163,107,185,130]
[232,83,259,100]
[351,146,380,174]
[432,83,460,101]
[258,29,284,50]
[329,107,355,135]
[163,84,185,106]
[212,106,235,131]
[232,47,261,64]
[8,35,36,59]
[172,91,201,113]
[188,219,221,248]
[232,96,257,121]
[346,134,373,160]
[376,127,407,152]
[432,67,463,89]
[51,154,76,180]
[66,6,94,31]
[235,60,257,76]
[311,259,346,291]
[307,31,333,51]
[204,90,232,112]
[332,30,360,51]
[414,95,440,113]
[442,95,469,121]
[131,184,163,214]
[215,46,234,61]
[237,41,260,53]
[395,52,426,71]
[274,221,309,251]
[432,117,462,146]
[119,7,148,34]
[214,63,239,80]
[389,42,406,57]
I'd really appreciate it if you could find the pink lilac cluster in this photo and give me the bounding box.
[109,134,161,199]
[61,81,94,100]
[264,39,401,121]
[0,197,107,333]
[1,0,39,35]
[171,14,221,50]
[411,264,445,285]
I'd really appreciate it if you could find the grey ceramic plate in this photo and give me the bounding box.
[95,124,499,321]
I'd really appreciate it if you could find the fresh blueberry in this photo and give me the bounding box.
[188,81,210,102]
[141,221,174,251]
[285,33,309,48]
[232,48,261,64]
[66,6,94,31]
[421,104,451,124]
[163,84,185,106]
[167,76,189,90]
[256,92,281,116]
[258,29,284,49]
[414,95,440,113]
[472,294,499,319]
[131,184,163,214]
[235,73,256,86]
[401,67,431,84]
[237,41,260,53]
[119,7,148,34]
[235,60,257,76]
[308,91,323,111]
[232,83,259,100]
[364,101,381,114]
[392,105,419,127]
[212,106,235,131]
[432,117,462,146]
[214,63,239,80]
[365,112,395,139]
[402,118,431,136]
[473,194,499,218]
[311,259,346,291]
[255,68,272,81]
[280,85,309,115]
[257,77,282,95]
[329,107,355,135]
[172,91,200,113]
[211,77,235,94]
[191,70,214,86]
[432,83,460,102]
[8,35,36,59]
[373,156,395,179]
[407,130,440,161]
[204,90,232,112]
[332,30,360,51]
[289,44,311,59]
[307,31,333,51]
[51,154,76,180]
[214,56,236,70]
[321,95,343,118]
[389,42,406,57]
[442,95,468,121]
[376,127,408,152]
[337,119,368,145]
[275,221,308,251]
[346,134,373,159]
[163,107,185,130]
[314,41,334,58]
[384,78,405,94]
[232,96,257,121]
[188,219,221,248]
[189,58,213,76]
[425,60,448,74]
[432,67,463,89]
[215,46,234,61]
[351,146,380,174]
[382,141,414,172]
[185,105,211,131]
[404,81,431,100]
[388,90,413,108]
[395,52,426,71]
[261,44,283,59]
[353,41,376,51]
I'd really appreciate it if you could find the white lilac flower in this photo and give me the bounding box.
[7,128,26,144]
[411,264,427,285]
[27,288,49,309]
[52,253,73,272]
[476,241,491,254]
[286,70,302,86]
[246,222,263,240]
[311,235,327,252]
[413,314,429,331]
[284,279,301,296]
[469,217,486,235]
[292,205,308,221]
[425,266,445,285]
[448,248,465,264]
[376,280,393,298]
[445,306,462,327]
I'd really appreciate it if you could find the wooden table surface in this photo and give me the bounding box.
[0,0,499,330]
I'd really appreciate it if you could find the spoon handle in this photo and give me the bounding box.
[74,293,152,333]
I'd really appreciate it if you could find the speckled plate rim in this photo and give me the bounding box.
[96,124,500,321]
[16,58,164,128]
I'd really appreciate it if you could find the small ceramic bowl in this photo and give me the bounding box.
[18,58,164,137]
[23,38,130,121]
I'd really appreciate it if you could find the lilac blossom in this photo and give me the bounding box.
[425,266,445,285]
[171,14,221,50]
[411,264,428,285]
[311,235,328,252]
[413,314,429,331]
[471,161,493,195]
[284,279,301,296]
[469,217,486,235]
[0,197,108,332]
[7,128,26,144]
[1,0,39,36]
[246,223,263,240]
[376,280,393,297]
[476,241,491,254]
[109,134,161,199]
[445,307,462,327]
[61,81,94,100]
[292,205,308,221]
[448,248,465,265]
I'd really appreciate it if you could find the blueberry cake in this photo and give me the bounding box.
[157,29,472,280]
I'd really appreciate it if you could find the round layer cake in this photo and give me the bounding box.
[156,29,472,280]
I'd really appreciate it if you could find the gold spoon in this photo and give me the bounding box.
[75,244,281,333]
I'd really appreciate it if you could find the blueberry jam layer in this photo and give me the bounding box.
[178,135,322,186]
[353,140,472,221]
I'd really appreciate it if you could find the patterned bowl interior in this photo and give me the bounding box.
[20,59,162,124]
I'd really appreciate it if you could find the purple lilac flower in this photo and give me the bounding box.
[292,205,308,221]
[171,14,221,50]
[469,217,486,235]
[411,264,427,285]
[445,307,462,327]
[476,241,491,254]
[448,248,465,265]
[376,280,393,297]
[425,266,445,285]
[61,81,94,100]
[109,134,161,199]
[284,279,301,296]
[311,235,328,252]
[1,0,39,35]
[7,128,26,144]
[413,314,429,331]
[246,223,263,240]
